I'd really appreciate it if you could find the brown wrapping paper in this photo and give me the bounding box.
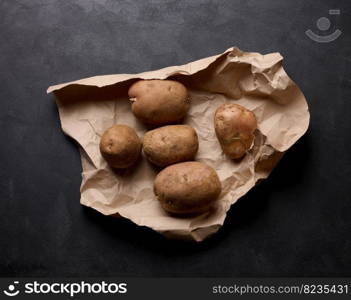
[47,47,310,242]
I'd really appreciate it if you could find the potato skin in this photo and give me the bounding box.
[214,103,257,159]
[154,162,222,215]
[143,125,198,167]
[99,124,141,168]
[128,79,189,125]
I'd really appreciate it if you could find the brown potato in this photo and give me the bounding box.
[99,124,141,168]
[154,162,222,215]
[214,103,257,159]
[143,125,198,167]
[128,79,189,125]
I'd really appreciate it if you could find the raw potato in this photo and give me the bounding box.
[99,124,141,168]
[154,162,222,215]
[143,125,198,167]
[128,79,189,125]
[214,103,257,159]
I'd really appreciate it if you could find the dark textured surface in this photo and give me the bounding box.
[0,0,350,277]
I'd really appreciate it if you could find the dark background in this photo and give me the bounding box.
[0,0,350,277]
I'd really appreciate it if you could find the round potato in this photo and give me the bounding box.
[214,103,257,159]
[128,79,189,125]
[154,161,222,215]
[143,125,198,167]
[99,124,141,168]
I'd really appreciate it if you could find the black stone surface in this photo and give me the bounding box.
[0,0,350,277]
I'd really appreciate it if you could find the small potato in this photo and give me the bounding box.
[128,79,189,125]
[214,103,257,159]
[99,124,141,168]
[143,125,198,167]
[154,162,222,215]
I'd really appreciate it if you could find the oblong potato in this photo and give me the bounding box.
[214,103,257,159]
[154,161,222,215]
[143,125,198,167]
[128,79,189,125]
[99,124,141,168]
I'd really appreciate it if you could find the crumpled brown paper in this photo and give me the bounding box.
[47,47,310,242]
